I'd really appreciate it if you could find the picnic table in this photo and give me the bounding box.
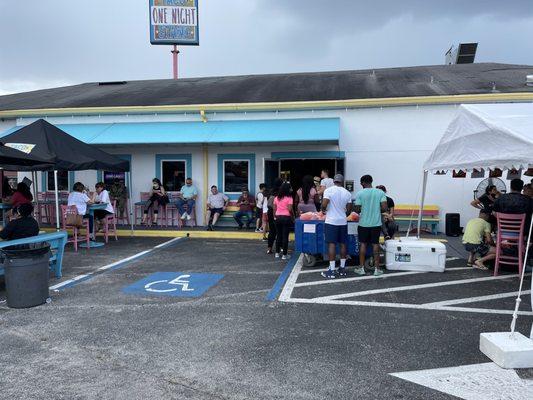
[79,203,108,249]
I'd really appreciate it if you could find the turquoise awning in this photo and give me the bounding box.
[7,118,339,145]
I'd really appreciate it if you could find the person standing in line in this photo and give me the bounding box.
[205,185,229,231]
[313,176,322,210]
[255,183,266,233]
[354,175,388,276]
[273,182,294,260]
[320,174,353,279]
[261,188,270,241]
[471,184,499,212]
[318,169,334,197]
[266,179,283,254]
[376,185,396,240]
[296,175,318,215]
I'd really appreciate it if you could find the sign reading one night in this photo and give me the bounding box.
[149,0,199,45]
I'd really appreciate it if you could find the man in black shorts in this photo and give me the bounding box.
[205,185,229,231]
[354,175,388,276]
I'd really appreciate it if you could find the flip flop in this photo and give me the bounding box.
[473,261,488,270]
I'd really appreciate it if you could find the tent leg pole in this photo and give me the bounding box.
[32,171,39,227]
[54,170,60,231]
[128,172,134,236]
[417,170,428,239]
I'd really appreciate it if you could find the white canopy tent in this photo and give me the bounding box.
[420,102,533,339]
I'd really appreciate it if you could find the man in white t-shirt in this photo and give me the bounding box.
[320,174,353,279]
[206,185,229,231]
[318,169,334,197]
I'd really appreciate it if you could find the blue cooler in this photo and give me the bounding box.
[295,219,363,256]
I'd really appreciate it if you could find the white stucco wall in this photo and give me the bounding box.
[5,102,511,229]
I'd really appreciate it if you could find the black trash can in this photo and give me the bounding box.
[2,243,51,308]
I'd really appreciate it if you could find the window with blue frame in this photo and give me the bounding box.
[161,160,186,191]
[223,160,249,193]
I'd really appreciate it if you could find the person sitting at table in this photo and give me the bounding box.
[11,182,33,208]
[0,203,39,241]
[5,182,33,221]
[176,178,198,221]
[92,182,115,230]
[68,182,94,239]
[141,178,168,226]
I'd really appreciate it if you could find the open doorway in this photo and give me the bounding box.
[264,158,344,190]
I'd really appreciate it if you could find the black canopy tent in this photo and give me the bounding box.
[1,119,132,231]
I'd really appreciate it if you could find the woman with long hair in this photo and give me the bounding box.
[266,178,283,254]
[141,178,166,226]
[273,182,295,260]
[296,175,318,215]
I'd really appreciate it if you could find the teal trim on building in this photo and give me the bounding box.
[270,151,345,159]
[155,154,192,189]
[217,153,256,200]
[51,118,340,145]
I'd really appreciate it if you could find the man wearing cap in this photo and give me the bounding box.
[320,174,353,279]
[354,175,388,276]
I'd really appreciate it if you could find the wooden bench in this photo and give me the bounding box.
[215,200,241,227]
[0,231,68,279]
[394,204,440,235]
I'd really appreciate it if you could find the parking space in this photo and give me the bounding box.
[0,238,532,399]
[281,256,532,316]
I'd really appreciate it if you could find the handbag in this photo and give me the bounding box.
[66,213,83,227]
[159,195,170,205]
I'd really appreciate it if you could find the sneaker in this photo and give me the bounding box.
[282,255,290,260]
[262,237,268,241]
[255,228,262,233]
[321,269,337,279]
[373,268,384,276]
[180,212,188,220]
[267,249,273,254]
[274,253,280,258]
[186,214,192,221]
[338,267,347,277]
[354,267,366,276]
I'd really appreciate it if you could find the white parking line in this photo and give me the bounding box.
[278,253,303,301]
[423,290,531,307]
[298,256,462,274]
[294,267,472,288]
[283,297,533,316]
[313,274,527,301]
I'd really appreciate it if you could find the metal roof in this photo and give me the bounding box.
[0,63,532,112]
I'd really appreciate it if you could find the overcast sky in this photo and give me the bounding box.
[1,0,533,95]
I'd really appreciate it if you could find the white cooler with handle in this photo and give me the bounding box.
[385,237,446,272]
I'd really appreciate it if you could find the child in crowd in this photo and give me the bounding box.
[462,209,496,270]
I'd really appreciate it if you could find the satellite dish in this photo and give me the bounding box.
[474,177,506,199]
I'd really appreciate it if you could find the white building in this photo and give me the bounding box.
[1,62,532,229]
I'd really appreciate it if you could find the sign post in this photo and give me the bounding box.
[149,0,200,79]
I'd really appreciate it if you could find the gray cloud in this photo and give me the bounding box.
[0,0,532,95]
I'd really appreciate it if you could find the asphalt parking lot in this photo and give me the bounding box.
[0,237,532,399]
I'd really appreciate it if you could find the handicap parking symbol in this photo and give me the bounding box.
[123,272,224,298]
